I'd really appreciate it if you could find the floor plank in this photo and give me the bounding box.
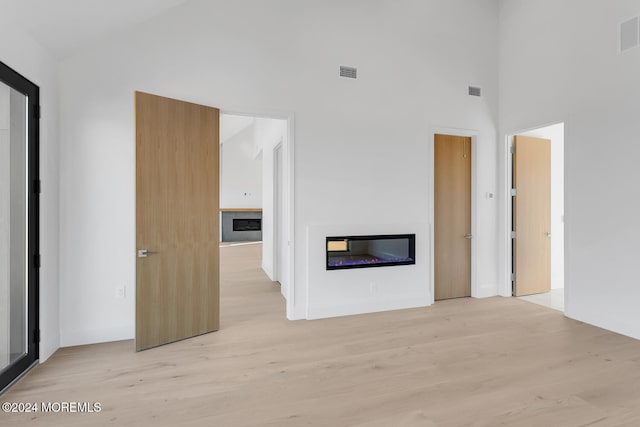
[2,243,640,426]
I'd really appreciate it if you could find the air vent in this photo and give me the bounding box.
[468,86,482,97]
[620,17,639,52]
[340,66,357,79]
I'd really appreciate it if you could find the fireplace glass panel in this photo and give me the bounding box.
[326,234,415,270]
[233,218,262,232]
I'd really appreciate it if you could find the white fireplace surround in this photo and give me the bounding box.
[305,223,429,319]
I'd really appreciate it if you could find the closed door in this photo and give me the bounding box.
[135,92,220,351]
[513,135,551,296]
[434,134,472,300]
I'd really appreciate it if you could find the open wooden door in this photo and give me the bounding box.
[135,91,219,351]
[434,134,472,300]
[513,135,551,297]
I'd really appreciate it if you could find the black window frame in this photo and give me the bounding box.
[0,60,40,395]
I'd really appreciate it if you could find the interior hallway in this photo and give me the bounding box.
[2,244,640,426]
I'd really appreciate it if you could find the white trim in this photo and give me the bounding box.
[272,141,283,282]
[285,115,298,319]
[428,126,479,302]
[501,133,514,297]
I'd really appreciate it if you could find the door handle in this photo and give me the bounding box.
[137,249,158,258]
[545,232,552,238]
[464,233,473,239]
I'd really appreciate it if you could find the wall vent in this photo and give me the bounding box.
[468,86,482,97]
[340,66,357,79]
[620,17,639,52]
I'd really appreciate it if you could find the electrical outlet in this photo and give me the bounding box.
[115,287,126,299]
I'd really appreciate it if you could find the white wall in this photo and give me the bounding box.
[220,115,263,209]
[520,123,564,290]
[0,16,60,361]
[258,118,286,282]
[499,0,640,338]
[220,115,286,212]
[220,115,286,281]
[57,0,499,345]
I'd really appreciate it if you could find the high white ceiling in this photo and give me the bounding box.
[0,0,189,59]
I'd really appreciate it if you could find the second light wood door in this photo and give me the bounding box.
[135,91,220,351]
[513,135,551,296]
[435,134,471,300]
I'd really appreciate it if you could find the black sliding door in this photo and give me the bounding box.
[0,61,39,394]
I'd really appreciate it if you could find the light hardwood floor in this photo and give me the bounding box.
[3,243,640,426]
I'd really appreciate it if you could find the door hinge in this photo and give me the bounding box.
[510,146,515,154]
[34,104,41,120]
[33,329,40,343]
[511,273,516,282]
[511,231,516,239]
[34,179,42,194]
[34,254,41,269]
[511,188,517,196]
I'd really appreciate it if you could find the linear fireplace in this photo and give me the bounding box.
[233,218,262,232]
[326,234,415,270]
[221,210,262,242]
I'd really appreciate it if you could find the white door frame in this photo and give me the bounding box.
[219,107,297,320]
[272,141,284,283]
[429,127,479,304]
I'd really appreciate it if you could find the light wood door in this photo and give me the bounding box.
[135,91,220,351]
[435,134,471,300]
[513,135,551,296]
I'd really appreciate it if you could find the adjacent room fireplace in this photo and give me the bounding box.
[326,234,415,270]
[221,210,262,242]
[233,218,262,232]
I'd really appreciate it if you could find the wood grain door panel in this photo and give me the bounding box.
[135,92,220,351]
[513,135,551,297]
[435,134,471,300]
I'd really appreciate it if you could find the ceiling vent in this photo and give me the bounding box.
[468,86,482,97]
[621,17,640,52]
[340,66,357,79]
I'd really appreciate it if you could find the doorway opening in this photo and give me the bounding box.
[135,93,295,352]
[508,123,565,312]
[219,113,290,300]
